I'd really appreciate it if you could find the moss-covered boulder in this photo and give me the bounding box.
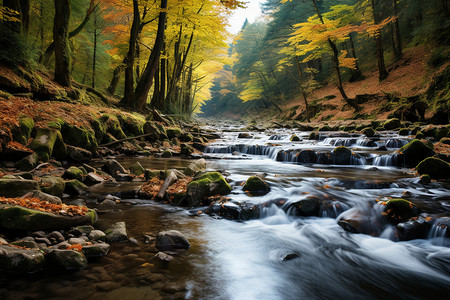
[0,204,97,231]
[66,145,92,163]
[64,179,88,196]
[12,117,34,144]
[0,244,45,274]
[105,221,128,242]
[184,159,206,176]
[398,128,410,136]
[180,143,194,156]
[416,157,450,179]
[399,139,435,167]
[15,153,39,171]
[243,176,270,196]
[61,123,97,153]
[46,249,88,271]
[180,132,194,142]
[161,150,172,158]
[383,118,401,130]
[62,166,84,181]
[440,137,450,145]
[40,176,65,198]
[99,114,127,141]
[308,131,319,140]
[29,128,66,162]
[415,131,424,139]
[129,162,145,176]
[361,127,375,137]
[166,127,182,139]
[186,172,231,206]
[290,135,300,141]
[332,146,352,165]
[117,114,144,137]
[291,197,320,216]
[318,125,331,131]
[384,199,419,223]
[419,174,432,184]
[0,178,39,197]
[143,121,168,141]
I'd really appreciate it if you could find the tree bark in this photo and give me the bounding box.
[348,33,364,82]
[133,0,168,111]
[121,0,141,106]
[295,56,309,122]
[53,0,71,87]
[392,0,402,60]
[19,0,30,35]
[92,10,98,89]
[371,0,389,81]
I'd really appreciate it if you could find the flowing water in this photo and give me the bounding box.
[1,125,449,300]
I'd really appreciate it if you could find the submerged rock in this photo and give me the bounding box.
[243,176,270,196]
[184,158,206,176]
[384,199,419,224]
[155,230,190,251]
[47,249,88,270]
[82,243,110,258]
[105,221,128,242]
[0,244,45,273]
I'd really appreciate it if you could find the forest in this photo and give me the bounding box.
[0,1,449,299]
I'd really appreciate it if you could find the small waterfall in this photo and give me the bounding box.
[323,138,357,147]
[204,145,238,154]
[373,154,396,166]
[269,135,285,140]
[385,139,408,148]
[319,201,348,218]
[428,217,449,247]
[350,153,366,165]
[356,139,378,147]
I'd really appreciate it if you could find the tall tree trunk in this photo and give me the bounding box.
[121,0,140,106]
[392,0,402,60]
[19,0,30,36]
[151,63,160,107]
[295,56,309,122]
[92,11,98,89]
[158,56,167,110]
[371,0,389,81]
[348,33,364,82]
[183,62,193,115]
[134,0,168,111]
[39,0,45,51]
[107,63,124,96]
[53,0,71,87]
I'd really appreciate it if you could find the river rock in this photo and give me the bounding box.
[15,153,39,171]
[396,216,432,241]
[66,145,92,163]
[105,222,128,242]
[64,179,88,196]
[129,162,145,176]
[62,166,84,181]
[398,139,435,168]
[102,159,127,177]
[61,123,98,153]
[143,121,167,141]
[0,178,39,198]
[180,132,194,142]
[243,176,270,196]
[68,237,88,245]
[0,204,97,231]
[153,251,174,262]
[384,199,419,224]
[46,249,88,270]
[155,230,190,251]
[416,157,450,179]
[76,225,95,235]
[238,133,252,139]
[22,190,62,205]
[290,134,300,141]
[298,149,318,163]
[84,172,105,185]
[40,176,66,198]
[180,143,195,156]
[88,230,106,241]
[0,244,45,273]
[82,243,110,258]
[184,158,206,176]
[337,208,385,236]
[291,197,320,216]
[10,240,39,249]
[0,237,8,244]
[361,127,376,137]
[383,118,401,130]
[166,127,182,139]
[48,231,65,244]
[29,128,66,162]
[332,146,352,165]
[186,172,231,206]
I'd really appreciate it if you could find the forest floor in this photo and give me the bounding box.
[279,46,443,122]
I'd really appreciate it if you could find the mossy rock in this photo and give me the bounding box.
[436,127,448,140]
[184,159,206,176]
[144,169,160,180]
[30,128,66,162]
[384,199,419,223]
[440,137,450,145]
[0,178,39,198]
[99,114,127,141]
[361,127,375,137]
[0,244,45,274]
[64,179,88,196]
[46,249,88,271]
[12,117,34,144]
[129,162,145,176]
[62,166,84,181]
[161,150,172,158]
[180,144,194,156]
[290,135,300,141]
[398,128,409,136]
[308,131,319,140]
[143,121,168,141]
[166,127,182,139]
[332,146,352,165]
[15,153,39,171]
[0,204,97,231]
[186,172,231,206]
[419,174,432,184]
[40,176,66,198]
[399,139,435,168]
[90,118,107,143]
[61,123,97,153]
[416,157,450,179]
[180,132,194,142]
[117,114,144,137]
[243,176,270,196]
[383,118,401,130]
[318,125,332,131]
[415,132,424,139]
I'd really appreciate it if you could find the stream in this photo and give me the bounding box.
[1,124,449,300]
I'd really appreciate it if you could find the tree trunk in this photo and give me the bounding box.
[158,56,167,110]
[53,0,71,87]
[371,0,389,81]
[133,0,168,111]
[183,62,193,115]
[392,0,402,60]
[295,56,309,122]
[39,0,45,51]
[92,11,98,89]
[151,63,160,107]
[19,0,30,36]
[348,33,364,82]
[121,0,141,106]
[107,63,124,96]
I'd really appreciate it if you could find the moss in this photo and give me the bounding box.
[166,127,182,139]
[64,179,88,196]
[117,114,144,137]
[383,118,401,130]
[318,125,331,131]
[12,117,34,144]
[440,137,450,145]
[129,162,145,176]
[399,139,435,167]
[419,174,432,184]
[40,176,66,198]
[290,135,300,141]
[161,150,172,158]
[180,144,194,156]
[384,199,418,223]
[361,127,375,137]
[415,131,424,139]
[416,157,450,179]
[99,114,127,141]
[0,179,39,198]
[29,128,60,162]
[398,128,409,136]
[180,132,194,142]
[243,176,270,196]
[187,172,231,203]
[332,146,352,165]
[61,123,97,153]
[90,118,107,143]
[308,131,319,140]
[62,166,84,181]
[144,169,160,180]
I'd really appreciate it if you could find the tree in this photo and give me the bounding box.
[53,0,71,87]
[391,0,402,60]
[370,0,389,81]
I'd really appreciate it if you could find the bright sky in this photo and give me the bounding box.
[227,0,265,35]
